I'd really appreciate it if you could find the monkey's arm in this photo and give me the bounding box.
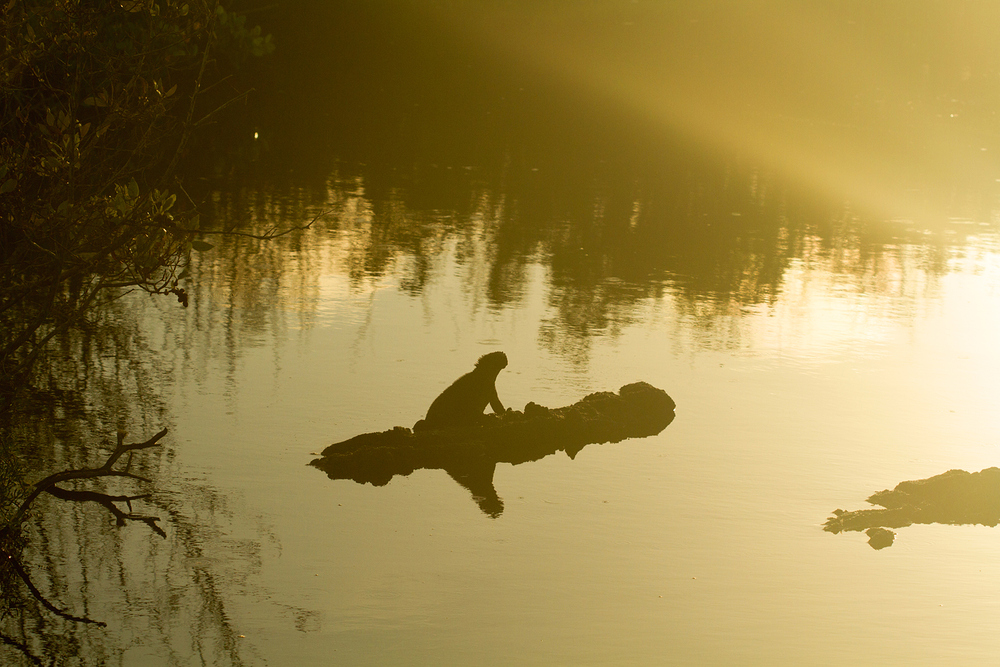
[488,386,505,414]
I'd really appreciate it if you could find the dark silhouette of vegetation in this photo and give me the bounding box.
[1,428,167,627]
[0,270,259,664]
[0,0,273,399]
[0,2,274,663]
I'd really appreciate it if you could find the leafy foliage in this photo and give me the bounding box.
[0,0,271,396]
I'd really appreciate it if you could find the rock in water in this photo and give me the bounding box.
[309,382,676,516]
[825,467,1000,549]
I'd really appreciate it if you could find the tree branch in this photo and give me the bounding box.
[6,428,168,530]
[45,486,165,538]
[193,89,253,128]
[187,207,330,241]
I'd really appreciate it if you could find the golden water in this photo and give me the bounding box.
[11,3,1000,665]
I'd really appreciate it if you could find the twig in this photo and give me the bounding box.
[187,208,331,241]
[193,89,253,128]
[45,486,165,538]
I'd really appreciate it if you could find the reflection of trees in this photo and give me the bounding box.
[220,0,1000,360]
[153,0,999,363]
[0,299,258,666]
[174,148,986,368]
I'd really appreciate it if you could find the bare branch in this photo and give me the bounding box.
[6,428,168,530]
[45,485,164,537]
[103,427,169,469]
[160,4,217,183]
[187,208,331,241]
[194,89,253,128]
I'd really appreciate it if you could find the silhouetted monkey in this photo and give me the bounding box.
[413,351,508,432]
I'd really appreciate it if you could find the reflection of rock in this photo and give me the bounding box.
[825,468,1000,548]
[310,382,676,517]
[865,527,895,550]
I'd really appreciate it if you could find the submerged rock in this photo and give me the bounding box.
[310,382,676,516]
[824,467,1000,549]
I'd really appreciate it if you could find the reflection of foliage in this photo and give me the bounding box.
[0,297,257,665]
[232,0,997,359]
[0,0,272,395]
[176,154,979,370]
[0,440,28,533]
[0,439,29,621]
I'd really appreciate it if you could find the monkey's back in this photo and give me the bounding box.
[423,370,493,427]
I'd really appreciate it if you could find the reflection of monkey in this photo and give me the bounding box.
[413,351,508,432]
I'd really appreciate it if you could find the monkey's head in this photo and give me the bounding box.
[475,351,508,373]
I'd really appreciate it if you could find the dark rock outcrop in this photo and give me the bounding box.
[310,381,676,516]
[824,467,1000,548]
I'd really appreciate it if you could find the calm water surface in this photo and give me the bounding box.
[9,3,1000,665]
[136,186,1000,667]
